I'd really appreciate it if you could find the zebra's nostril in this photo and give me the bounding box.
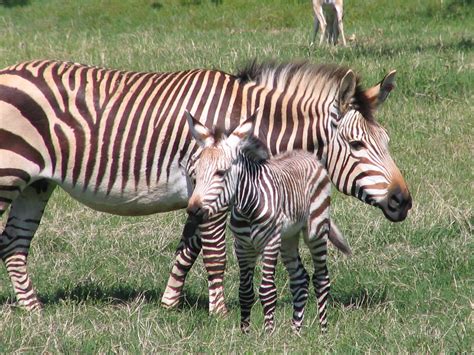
[387,189,403,211]
[187,204,201,217]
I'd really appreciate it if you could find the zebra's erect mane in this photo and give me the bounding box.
[240,135,270,163]
[236,60,375,121]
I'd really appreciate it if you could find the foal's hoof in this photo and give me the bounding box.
[240,323,250,334]
[13,300,43,312]
[160,296,181,310]
[291,323,302,336]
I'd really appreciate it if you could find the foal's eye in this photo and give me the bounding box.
[349,140,366,151]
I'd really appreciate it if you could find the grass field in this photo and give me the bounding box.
[0,0,472,352]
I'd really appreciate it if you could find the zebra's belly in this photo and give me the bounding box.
[281,220,306,239]
[57,173,190,216]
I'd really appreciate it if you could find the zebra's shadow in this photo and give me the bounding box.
[0,282,210,310]
[330,286,388,309]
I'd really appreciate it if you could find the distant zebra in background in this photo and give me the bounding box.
[0,60,411,313]
[312,0,347,46]
[185,111,341,332]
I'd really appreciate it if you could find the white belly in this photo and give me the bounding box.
[56,167,190,216]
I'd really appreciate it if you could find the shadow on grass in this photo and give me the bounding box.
[0,279,213,311]
[0,281,208,310]
[330,286,388,309]
[304,36,473,61]
[0,0,29,7]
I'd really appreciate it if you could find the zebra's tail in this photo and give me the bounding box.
[328,220,352,256]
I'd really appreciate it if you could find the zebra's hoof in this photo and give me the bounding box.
[209,305,228,317]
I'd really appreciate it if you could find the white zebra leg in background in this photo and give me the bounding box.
[0,181,55,310]
[281,234,310,333]
[335,3,347,46]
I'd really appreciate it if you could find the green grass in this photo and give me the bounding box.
[0,0,472,352]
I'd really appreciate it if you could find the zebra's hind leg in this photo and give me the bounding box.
[281,233,310,333]
[0,180,55,311]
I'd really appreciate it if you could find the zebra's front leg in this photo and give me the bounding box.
[306,234,330,332]
[0,180,55,311]
[259,234,281,333]
[161,216,202,309]
[234,235,257,334]
[200,211,229,315]
[281,234,310,333]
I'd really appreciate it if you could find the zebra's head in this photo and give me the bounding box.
[184,111,261,223]
[327,70,412,222]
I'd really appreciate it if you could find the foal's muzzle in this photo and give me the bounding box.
[186,202,209,224]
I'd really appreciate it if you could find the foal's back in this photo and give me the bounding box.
[266,150,330,230]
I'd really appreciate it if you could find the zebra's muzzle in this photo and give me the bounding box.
[380,187,412,222]
[186,203,209,224]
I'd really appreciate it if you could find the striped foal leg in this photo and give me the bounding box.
[259,233,281,333]
[306,234,330,332]
[0,180,54,310]
[161,221,202,309]
[234,234,257,333]
[199,211,228,315]
[281,234,310,333]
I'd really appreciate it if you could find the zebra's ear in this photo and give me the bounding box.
[364,70,396,108]
[339,70,357,113]
[227,110,258,148]
[185,111,214,147]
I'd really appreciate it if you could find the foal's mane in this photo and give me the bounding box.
[236,60,375,121]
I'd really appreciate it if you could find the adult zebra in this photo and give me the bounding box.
[0,60,411,312]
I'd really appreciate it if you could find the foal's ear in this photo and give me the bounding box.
[364,70,396,108]
[185,111,214,147]
[228,109,258,148]
[339,70,357,114]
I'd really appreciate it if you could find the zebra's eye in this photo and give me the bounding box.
[349,140,366,151]
[215,169,228,177]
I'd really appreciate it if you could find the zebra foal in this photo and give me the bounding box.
[185,111,342,333]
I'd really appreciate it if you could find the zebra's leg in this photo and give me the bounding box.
[311,16,320,46]
[234,233,257,334]
[335,4,346,46]
[317,10,327,45]
[161,218,202,309]
[0,180,55,310]
[200,211,229,315]
[259,234,281,333]
[305,226,330,333]
[281,233,310,333]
